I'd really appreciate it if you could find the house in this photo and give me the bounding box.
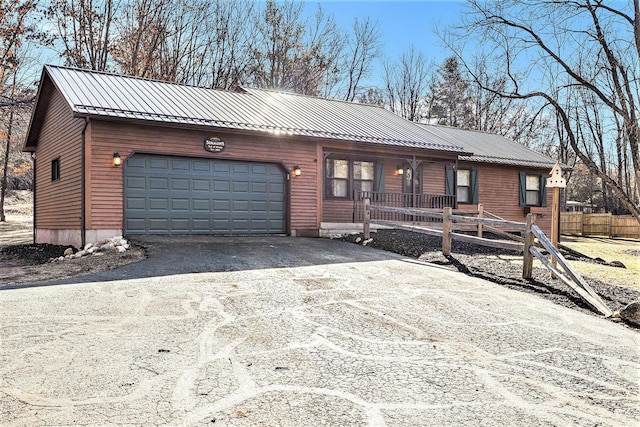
[24,65,555,247]
[566,201,595,213]
[419,124,556,234]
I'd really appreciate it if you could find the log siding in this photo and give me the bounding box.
[34,89,85,235]
[458,162,552,235]
[88,121,319,234]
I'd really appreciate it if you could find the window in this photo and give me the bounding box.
[353,161,374,194]
[519,172,547,207]
[446,165,478,204]
[457,169,470,203]
[51,158,60,181]
[402,165,423,194]
[525,175,540,205]
[325,159,349,197]
[324,158,377,199]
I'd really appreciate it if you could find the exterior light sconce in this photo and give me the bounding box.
[293,165,301,176]
[113,152,122,167]
[395,166,404,176]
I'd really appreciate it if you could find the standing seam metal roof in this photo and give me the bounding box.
[417,123,557,169]
[42,65,465,152]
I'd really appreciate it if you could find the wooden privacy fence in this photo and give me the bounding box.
[561,212,640,239]
[362,199,613,317]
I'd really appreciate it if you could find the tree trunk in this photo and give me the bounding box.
[0,105,14,222]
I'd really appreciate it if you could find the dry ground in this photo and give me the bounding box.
[561,235,639,291]
[0,191,146,285]
[1,191,638,299]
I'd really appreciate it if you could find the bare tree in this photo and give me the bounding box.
[47,0,118,71]
[342,17,382,101]
[200,0,257,89]
[0,1,41,221]
[449,0,640,221]
[112,0,171,78]
[382,45,429,122]
[250,0,343,96]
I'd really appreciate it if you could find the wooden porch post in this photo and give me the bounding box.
[363,198,371,239]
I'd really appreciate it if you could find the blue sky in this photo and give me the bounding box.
[33,0,467,87]
[318,0,466,83]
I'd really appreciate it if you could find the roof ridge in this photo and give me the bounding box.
[417,122,510,137]
[241,86,387,110]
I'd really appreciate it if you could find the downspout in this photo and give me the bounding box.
[454,158,459,209]
[31,153,36,243]
[81,117,89,248]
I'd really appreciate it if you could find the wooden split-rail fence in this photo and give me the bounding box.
[362,199,613,317]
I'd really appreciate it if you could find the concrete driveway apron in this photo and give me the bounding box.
[1,236,638,426]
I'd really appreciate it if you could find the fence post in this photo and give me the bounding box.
[523,213,535,279]
[363,198,371,239]
[477,204,484,238]
[442,207,452,256]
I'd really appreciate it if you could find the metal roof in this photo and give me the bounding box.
[417,123,557,169]
[36,65,466,153]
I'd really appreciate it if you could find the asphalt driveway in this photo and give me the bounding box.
[1,236,638,426]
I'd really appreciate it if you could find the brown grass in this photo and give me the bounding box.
[561,236,640,291]
[1,190,33,246]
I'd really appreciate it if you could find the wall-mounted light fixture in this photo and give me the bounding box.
[113,152,122,167]
[395,166,404,176]
[293,165,301,176]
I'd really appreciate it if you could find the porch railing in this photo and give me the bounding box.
[353,191,456,222]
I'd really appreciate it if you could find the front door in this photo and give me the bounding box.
[402,165,422,207]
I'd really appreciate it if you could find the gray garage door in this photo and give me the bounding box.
[124,154,286,234]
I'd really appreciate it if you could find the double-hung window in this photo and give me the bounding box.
[525,175,540,205]
[519,172,547,207]
[325,158,376,199]
[457,169,471,203]
[325,159,350,198]
[445,165,478,204]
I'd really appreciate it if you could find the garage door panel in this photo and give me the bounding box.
[251,182,268,193]
[213,219,230,230]
[127,156,146,169]
[192,160,210,172]
[251,201,267,211]
[171,218,190,232]
[214,163,230,173]
[149,177,169,190]
[127,197,146,210]
[213,180,230,191]
[150,158,168,169]
[251,164,267,174]
[213,200,230,211]
[232,181,249,192]
[126,177,146,190]
[148,218,169,231]
[232,200,250,211]
[233,164,249,174]
[171,159,189,171]
[126,218,146,232]
[149,198,168,211]
[192,199,210,211]
[125,154,286,235]
[172,199,189,210]
[171,178,189,191]
[192,179,210,191]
